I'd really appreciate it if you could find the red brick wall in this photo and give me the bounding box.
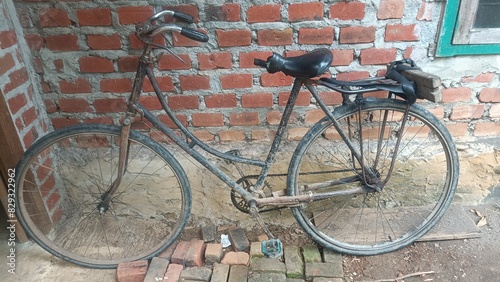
[11,0,500,142]
[1,0,48,150]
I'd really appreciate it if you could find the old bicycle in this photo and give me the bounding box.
[15,10,459,268]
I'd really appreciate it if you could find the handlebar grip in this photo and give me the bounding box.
[173,11,195,23]
[254,58,267,68]
[180,28,209,42]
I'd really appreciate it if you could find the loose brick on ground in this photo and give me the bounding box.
[221,251,249,265]
[157,241,178,260]
[250,241,264,258]
[228,265,248,282]
[302,245,322,263]
[171,241,190,266]
[202,224,217,242]
[305,262,343,280]
[116,260,148,282]
[228,227,250,252]
[163,263,183,282]
[205,243,223,265]
[284,246,304,278]
[180,267,212,282]
[185,239,206,267]
[143,257,169,282]
[210,263,230,282]
[250,257,286,274]
[248,272,287,282]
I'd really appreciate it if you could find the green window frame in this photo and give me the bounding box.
[436,0,500,57]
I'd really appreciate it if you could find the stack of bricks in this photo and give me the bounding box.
[116,227,344,282]
[10,0,500,142]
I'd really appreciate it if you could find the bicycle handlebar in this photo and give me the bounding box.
[148,10,195,24]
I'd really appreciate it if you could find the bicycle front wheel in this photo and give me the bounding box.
[287,98,459,255]
[15,124,191,268]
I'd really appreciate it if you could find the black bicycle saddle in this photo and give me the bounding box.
[256,48,333,78]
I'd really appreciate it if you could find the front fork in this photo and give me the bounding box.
[97,113,132,214]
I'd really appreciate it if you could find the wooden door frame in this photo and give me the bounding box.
[0,88,28,242]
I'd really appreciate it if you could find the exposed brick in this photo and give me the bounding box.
[385,24,419,42]
[22,107,37,126]
[251,129,275,141]
[143,76,174,92]
[330,2,366,20]
[339,26,375,44]
[289,2,324,22]
[216,29,251,47]
[185,239,206,267]
[143,257,169,282]
[118,6,154,25]
[138,96,162,111]
[198,52,232,70]
[278,91,311,106]
[163,4,199,23]
[171,241,190,266]
[258,29,293,46]
[319,91,343,105]
[116,260,148,282]
[247,4,281,23]
[39,8,70,27]
[51,117,79,129]
[158,242,178,260]
[168,95,200,110]
[158,54,192,70]
[7,94,27,114]
[336,71,370,81]
[129,33,165,50]
[242,92,273,108]
[450,105,484,120]
[77,8,112,26]
[489,104,500,118]
[228,228,250,252]
[0,53,15,76]
[479,88,500,102]
[58,98,92,112]
[299,27,334,45]
[447,123,469,138]
[25,33,44,52]
[82,117,114,125]
[93,98,127,113]
[221,252,250,265]
[332,49,354,66]
[461,73,495,83]
[192,113,224,127]
[239,51,273,68]
[220,73,253,89]
[211,263,230,282]
[87,34,121,50]
[59,78,92,94]
[118,56,140,72]
[378,0,405,19]
[79,56,114,73]
[0,30,17,49]
[417,1,433,21]
[205,243,224,265]
[220,130,246,141]
[45,34,79,51]
[359,48,397,65]
[205,94,237,108]
[206,3,241,22]
[4,67,28,94]
[305,109,326,125]
[100,78,132,93]
[260,72,293,87]
[163,263,184,282]
[193,130,215,142]
[179,75,210,91]
[474,122,500,137]
[229,112,259,126]
[158,114,188,128]
[442,87,472,103]
[266,110,297,125]
[173,29,207,47]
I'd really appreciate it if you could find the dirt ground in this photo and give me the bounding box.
[342,202,500,282]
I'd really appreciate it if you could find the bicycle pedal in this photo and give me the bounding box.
[261,239,283,259]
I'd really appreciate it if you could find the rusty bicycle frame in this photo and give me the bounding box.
[100,14,413,236]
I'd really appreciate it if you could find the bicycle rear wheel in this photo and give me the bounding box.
[15,124,191,268]
[287,98,459,255]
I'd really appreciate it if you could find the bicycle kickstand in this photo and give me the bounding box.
[249,203,283,259]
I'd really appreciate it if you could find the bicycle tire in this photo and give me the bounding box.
[287,98,459,255]
[15,124,191,268]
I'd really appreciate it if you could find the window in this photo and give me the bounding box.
[436,0,500,57]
